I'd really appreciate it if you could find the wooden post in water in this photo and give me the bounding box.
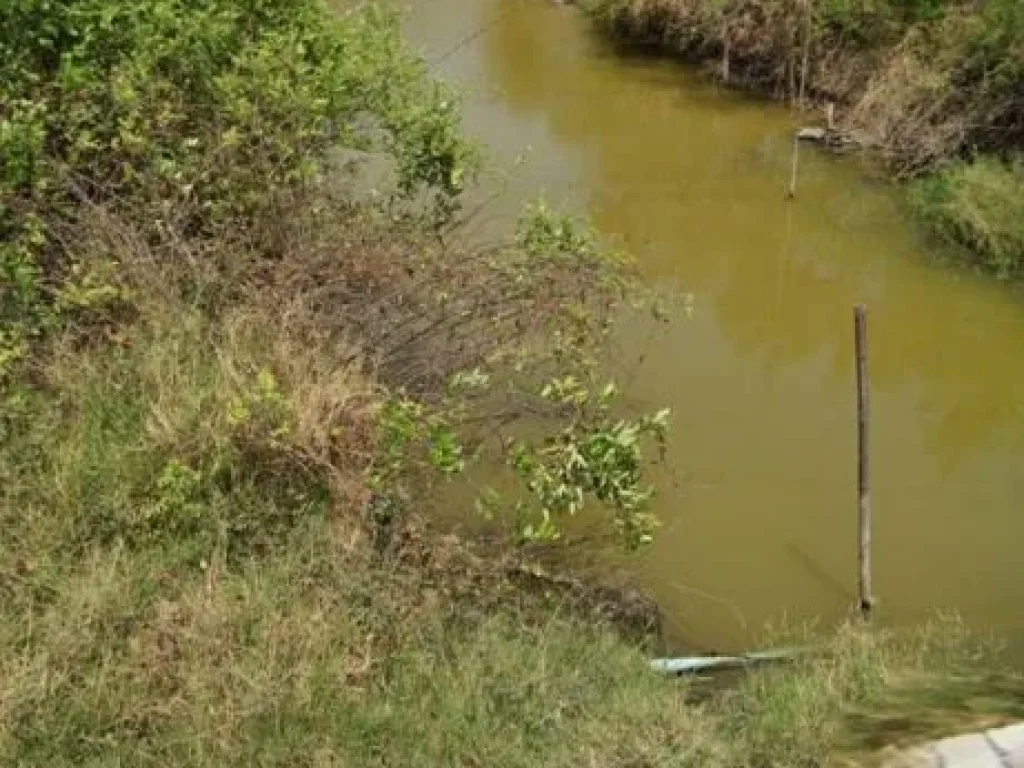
[786,136,800,200]
[854,305,874,621]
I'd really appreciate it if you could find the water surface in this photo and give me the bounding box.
[400,0,1024,652]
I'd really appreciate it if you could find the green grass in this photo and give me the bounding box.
[909,156,1024,278]
[3,314,1023,766]
[0,544,704,766]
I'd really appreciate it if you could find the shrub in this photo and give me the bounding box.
[0,0,479,375]
[909,155,1024,277]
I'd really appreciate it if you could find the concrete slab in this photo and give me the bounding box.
[987,724,1024,753]
[932,733,1004,768]
[987,723,1024,768]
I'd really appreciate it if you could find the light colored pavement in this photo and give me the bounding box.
[883,723,1024,768]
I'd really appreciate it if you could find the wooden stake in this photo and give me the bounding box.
[854,305,874,621]
[786,136,800,200]
[798,0,811,110]
[721,22,730,83]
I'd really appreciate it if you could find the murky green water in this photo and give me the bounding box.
[398,0,1024,652]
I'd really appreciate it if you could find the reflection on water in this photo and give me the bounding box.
[400,0,1024,651]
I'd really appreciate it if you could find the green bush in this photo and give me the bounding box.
[0,0,478,376]
[960,0,1024,80]
[909,155,1024,277]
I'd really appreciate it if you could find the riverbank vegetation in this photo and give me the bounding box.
[2,0,1022,763]
[584,0,1024,276]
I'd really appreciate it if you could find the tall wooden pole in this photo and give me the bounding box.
[854,305,874,621]
[786,136,800,200]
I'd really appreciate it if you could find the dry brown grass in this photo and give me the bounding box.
[590,0,878,100]
[41,182,632,526]
[849,44,965,176]
[5,496,1018,767]
[46,211,376,516]
[845,8,985,177]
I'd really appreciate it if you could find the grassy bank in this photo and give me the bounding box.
[583,0,1024,276]
[2,0,1023,764]
[909,157,1024,279]
[2,309,1021,764]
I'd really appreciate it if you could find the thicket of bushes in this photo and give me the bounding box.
[584,0,1024,275]
[1,0,675,546]
[0,0,473,375]
[0,0,671,760]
